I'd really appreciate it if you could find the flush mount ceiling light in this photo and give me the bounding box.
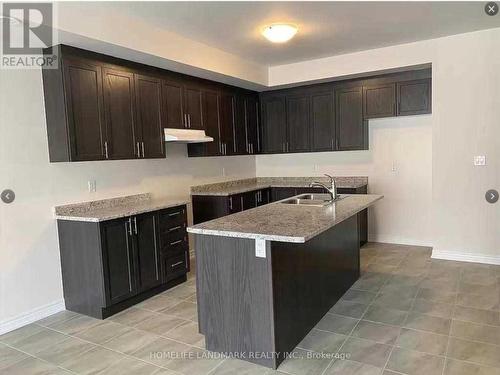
[262,24,298,43]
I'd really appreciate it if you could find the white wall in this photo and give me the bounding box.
[267,28,500,263]
[257,115,433,246]
[0,68,255,333]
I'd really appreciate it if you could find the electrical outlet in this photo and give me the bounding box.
[474,155,486,166]
[88,180,96,193]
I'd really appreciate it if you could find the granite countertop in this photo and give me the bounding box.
[54,193,189,222]
[190,177,368,196]
[187,194,382,243]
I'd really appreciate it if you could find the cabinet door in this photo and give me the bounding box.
[245,95,260,154]
[397,79,431,116]
[241,191,257,210]
[262,96,286,153]
[184,86,203,130]
[228,194,243,214]
[233,95,248,154]
[101,218,136,305]
[63,58,106,161]
[102,68,137,159]
[219,93,236,155]
[335,87,367,151]
[311,91,335,152]
[202,90,221,156]
[286,95,310,153]
[162,80,185,129]
[363,83,396,119]
[134,74,164,158]
[134,212,162,291]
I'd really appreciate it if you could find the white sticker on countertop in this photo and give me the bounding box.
[255,239,266,258]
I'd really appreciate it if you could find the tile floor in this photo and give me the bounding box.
[1,242,500,375]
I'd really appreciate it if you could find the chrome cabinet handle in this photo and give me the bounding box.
[136,142,140,158]
[141,142,145,158]
[171,261,184,268]
[183,114,187,128]
[170,239,183,246]
[125,221,132,236]
[104,141,109,159]
[133,217,138,234]
[168,211,181,217]
[188,114,191,128]
[168,225,182,232]
[229,196,233,210]
[127,218,133,236]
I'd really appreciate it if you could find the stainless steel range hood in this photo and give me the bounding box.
[164,128,214,143]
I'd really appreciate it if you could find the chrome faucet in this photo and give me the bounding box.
[310,174,338,201]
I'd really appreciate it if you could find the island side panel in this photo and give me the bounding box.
[195,235,277,368]
[271,214,360,356]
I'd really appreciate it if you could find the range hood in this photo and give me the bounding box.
[164,128,214,143]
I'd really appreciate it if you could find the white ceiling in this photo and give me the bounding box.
[65,1,500,67]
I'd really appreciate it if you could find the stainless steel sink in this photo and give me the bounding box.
[280,193,345,207]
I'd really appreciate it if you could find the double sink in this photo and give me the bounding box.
[280,193,345,207]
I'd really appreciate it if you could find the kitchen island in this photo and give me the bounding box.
[187,193,383,369]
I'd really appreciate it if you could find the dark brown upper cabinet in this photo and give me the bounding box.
[310,90,335,152]
[245,95,260,154]
[262,96,287,153]
[184,85,203,130]
[286,94,311,153]
[202,89,222,156]
[135,74,165,158]
[219,92,236,156]
[363,83,396,119]
[234,95,248,155]
[102,67,138,160]
[397,79,431,116]
[162,80,184,129]
[335,86,367,151]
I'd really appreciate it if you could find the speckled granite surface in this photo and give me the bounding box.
[190,176,368,196]
[187,194,382,243]
[54,193,189,222]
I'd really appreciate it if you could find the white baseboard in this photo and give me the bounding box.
[0,300,65,336]
[368,234,433,248]
[432,249,500,266]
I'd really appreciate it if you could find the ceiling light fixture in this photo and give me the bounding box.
[262,24,298,43]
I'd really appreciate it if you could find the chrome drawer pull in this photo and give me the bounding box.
[170,240,183,246]
[168,225,182,232]
[171,261,184,268]
[168,211,181,217]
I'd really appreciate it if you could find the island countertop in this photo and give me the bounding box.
[187,194,382,243]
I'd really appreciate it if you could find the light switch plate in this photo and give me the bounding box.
[474,155,486,166]
[255,239,266,258]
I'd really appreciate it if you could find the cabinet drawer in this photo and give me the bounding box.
[161,235,188,256]
[163,252,188,282]
[159,206,187,229]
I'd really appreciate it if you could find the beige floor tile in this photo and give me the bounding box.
[444,358,500,375]
[324,359,382,375]
[277,348,331,375]
[160,301,198,320]
[450,320,500,345]
[395,328,448,356]
[386,347,444,375]
[340,337,392,368]
[411,299,454,319]
[416,288,456,304]
[135,313,187,335]
[453,306,500,326]
[108,307,158,327]
[75,320,131,344]
[362,306,408,326]
[60,346,126,374]
[35,310,79,327]
[2,356,72,375]
[161,284,196,300]
[0,324,45,346]
[9,328,68,355]
[0,343,28,370]
[165,321,205,346]
[48,315,101,335]
[341,289,377,305]
[297,329,346,354]
[315,313,359,335]
[165,347,225,375]
[447,337,500,368]
[457,293,500,311]
[136,295,185,312]
[36,336,95,365]
[103,328,160,355]
[130,336,191,367]
[210,358,277,374]
[404,312,451,335]
[351,273,388,292]
[372,291,415,311]
[96,355,163,375]
[350,320,401,345]
[329,301,367,319]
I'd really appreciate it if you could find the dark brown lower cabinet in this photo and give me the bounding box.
[57,205,189,319]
